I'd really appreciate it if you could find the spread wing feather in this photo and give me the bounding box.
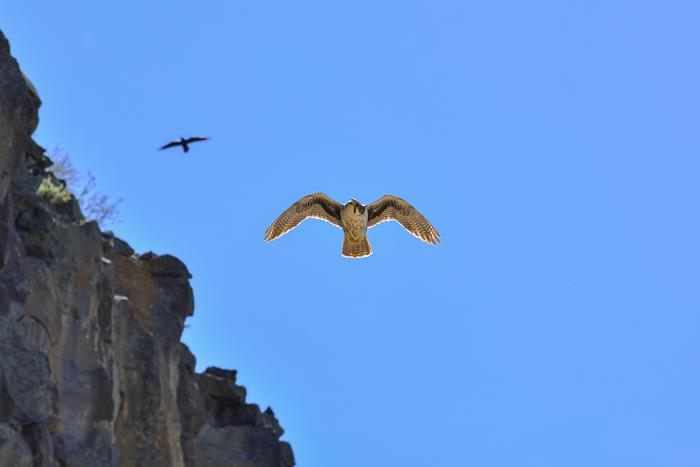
[367,195,440,245]
[264,193,342,241]
[185,136,209,144]
[160,141,182,150]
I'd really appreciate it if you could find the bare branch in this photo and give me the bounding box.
[46,149,122,228]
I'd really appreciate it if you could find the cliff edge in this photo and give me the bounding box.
[0,30,294,467]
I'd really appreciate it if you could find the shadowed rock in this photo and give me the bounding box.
[0,29,293,467]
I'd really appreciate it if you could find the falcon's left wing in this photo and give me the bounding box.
[264,193,343,242]
[367,195,440,245]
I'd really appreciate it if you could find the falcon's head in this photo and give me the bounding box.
[346,199,366,214]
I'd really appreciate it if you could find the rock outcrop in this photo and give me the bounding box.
[0,30,294,467]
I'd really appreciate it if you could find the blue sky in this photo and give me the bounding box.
[4,1,700,465]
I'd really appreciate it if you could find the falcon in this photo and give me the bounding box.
[264,193,440,258]
[159,136,209,153]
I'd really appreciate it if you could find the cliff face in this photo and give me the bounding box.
[0,31,294,467]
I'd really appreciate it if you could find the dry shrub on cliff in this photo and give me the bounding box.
[48,148,122,227]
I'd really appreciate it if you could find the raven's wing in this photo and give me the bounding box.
[184,136,209,144]
[367,195,440,245]
[160,141,182,150]
[264,193,343,242]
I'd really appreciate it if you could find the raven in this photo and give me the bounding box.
[160,136,209,153]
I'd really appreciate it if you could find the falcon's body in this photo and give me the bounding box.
[264,193,439,258]
[340,199,370,257]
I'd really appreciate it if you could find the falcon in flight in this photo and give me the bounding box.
[159,136,209,153]
[264,193,440,258]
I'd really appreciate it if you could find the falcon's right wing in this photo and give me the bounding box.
[367,195,440,245]
[264,193,343,242]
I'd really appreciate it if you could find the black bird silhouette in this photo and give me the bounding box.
[160,136,209,153]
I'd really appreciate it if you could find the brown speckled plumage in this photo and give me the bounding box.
[265,193,439,258]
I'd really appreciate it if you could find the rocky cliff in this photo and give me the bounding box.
[0,30,294,467]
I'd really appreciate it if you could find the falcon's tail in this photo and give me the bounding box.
[342,234,372,258]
